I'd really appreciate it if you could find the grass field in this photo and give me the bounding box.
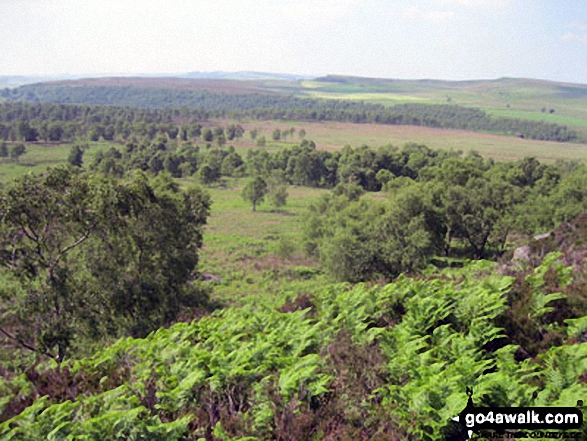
[213,119,587,163]
[181,177,328,305]
[0,141,112,182]
[279,77,587,140]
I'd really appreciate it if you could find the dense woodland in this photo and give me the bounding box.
[0,96,586,439]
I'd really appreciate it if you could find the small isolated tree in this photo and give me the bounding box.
[68,145,84,167]
[272,128,281,141]
[242,176,267,212]
[0,141,7,158]
[298,128,306,139]
[256,136,267,147]
[267,170,288,210]
[249,128,258,141]
[10,143,26,163]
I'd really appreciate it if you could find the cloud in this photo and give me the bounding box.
[404,6,455,22]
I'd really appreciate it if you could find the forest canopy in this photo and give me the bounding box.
[0,167,211,361]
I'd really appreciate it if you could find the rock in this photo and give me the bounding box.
[512,245,531,263]
[533,232,551,241]
[202,273,223,282]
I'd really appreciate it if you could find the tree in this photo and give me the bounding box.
[272,128,281,141]
[303,194,436,283]
[68,145,84,167]
[299,128,306,139]
[16,121,38,142]
[242,176,267,212]
[267,170,288,209]
[189,124,202,139]
[226,124,242,141]
[9,143,26,163]
[179,126,188,141]
[0,167,210,361]
[201,128,214,142]
[0,141,7,158]
[198,164,217,185]
[256,136,267,147]
[48,123,64,142]
[331,182,365,201]
[439,177,519,258]
[221,152,244,176]
[215,135,226,147]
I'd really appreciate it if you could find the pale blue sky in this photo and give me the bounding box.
[1,0,586,83]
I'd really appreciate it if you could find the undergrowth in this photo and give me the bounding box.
[1,254,586,440]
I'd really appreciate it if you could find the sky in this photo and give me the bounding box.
[1,0,587,84]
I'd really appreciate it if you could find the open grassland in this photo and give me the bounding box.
[180,177,328,305]
[0,141,110,182]
[213,119,587,162]
[288,77,587,136]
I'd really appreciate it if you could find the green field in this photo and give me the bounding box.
[0,141,112,182]
[214,119,587,163]
[187,178,327,305]
[275,76,587,139]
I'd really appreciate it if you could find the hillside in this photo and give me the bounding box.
[2,75,583,144]
[1,96,587,437]
[296,76,587,140]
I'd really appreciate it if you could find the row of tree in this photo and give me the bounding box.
[0,89,578,142]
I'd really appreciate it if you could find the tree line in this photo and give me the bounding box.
[1,87,578,141]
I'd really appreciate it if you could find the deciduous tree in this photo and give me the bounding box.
[0,167,210,361]
[242,176,267,212]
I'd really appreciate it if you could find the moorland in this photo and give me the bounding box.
[0,74,586,440]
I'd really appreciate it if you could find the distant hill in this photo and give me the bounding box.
[0,71,313,89]
[314,75,587,95]
[179,71,312,81]
[31,77,273,94]
[1,74,584,142]
[0,74,86,88]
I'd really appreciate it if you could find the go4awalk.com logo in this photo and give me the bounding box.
[451,388,584,439]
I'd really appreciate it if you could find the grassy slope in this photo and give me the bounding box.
[213,119,587,163]
[186,177,327,306]
[0,142,110,182]
[267,76,587,140]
